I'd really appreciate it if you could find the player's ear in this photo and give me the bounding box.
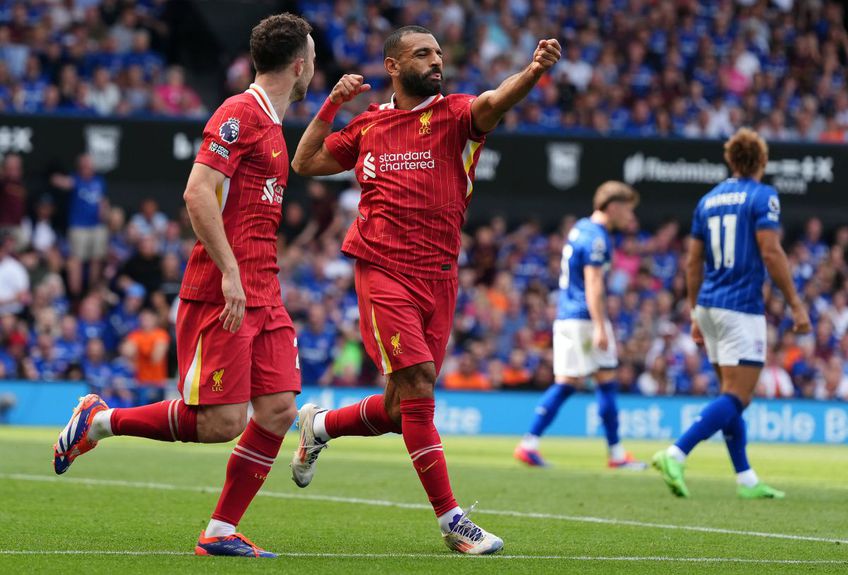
[384,57,399,77]
[293,57,304,78]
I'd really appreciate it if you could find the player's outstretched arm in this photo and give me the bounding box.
[756,229,811,334]
[470,39,561,134]
[292,74,371,176]
[183,162,245,333]
[685,237,706,344]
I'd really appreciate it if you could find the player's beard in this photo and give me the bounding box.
[399,66,442,98]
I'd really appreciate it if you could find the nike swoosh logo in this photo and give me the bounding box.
[417,460,438,474]
[272,150,283,158]
[361,122,378,136]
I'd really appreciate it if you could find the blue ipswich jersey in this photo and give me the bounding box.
[557,218,612,320]
[69,175,106,228]
[691,178,781,315]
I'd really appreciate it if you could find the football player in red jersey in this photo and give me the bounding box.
[290,26,560,554]
[53,14,315,558]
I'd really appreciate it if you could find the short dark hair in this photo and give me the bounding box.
[250,13,312,74]
[383,25,433,59]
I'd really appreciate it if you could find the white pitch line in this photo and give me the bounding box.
[3,473,847,546]
[0,550,844,564]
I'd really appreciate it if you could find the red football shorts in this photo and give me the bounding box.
[176,300,301,405]
[355,260,457,376]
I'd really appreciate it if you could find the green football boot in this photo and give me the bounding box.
[737,482,785,499]
[652,450,690,498]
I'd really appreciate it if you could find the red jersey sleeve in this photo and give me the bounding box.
[447,94,488,142]
[195,101,263,177]
[324,118,365,171]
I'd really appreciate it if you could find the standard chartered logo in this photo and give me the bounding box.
[361,150,434,181]
[363,152,376,180]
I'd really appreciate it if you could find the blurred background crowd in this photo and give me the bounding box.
[1,151,846,405]
[1,0,847,141]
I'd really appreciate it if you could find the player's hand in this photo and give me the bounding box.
[529,39,561,76]
[220,270,246,333]
[790,301,811,334]
[329,74,371,104]
[593,323,609,351]
[691,320,704,345]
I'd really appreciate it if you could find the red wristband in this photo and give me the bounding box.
[317,98,341,123]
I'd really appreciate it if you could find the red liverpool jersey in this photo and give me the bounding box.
[180,83,288,307]
[325,93,487,279]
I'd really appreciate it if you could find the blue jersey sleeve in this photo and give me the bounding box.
[584,230,609,267]
[690,200,705,240]
[753,186,781,230]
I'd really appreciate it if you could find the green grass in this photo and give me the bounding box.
[1,426,846,574]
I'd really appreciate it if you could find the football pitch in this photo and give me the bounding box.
[1,427,846,574]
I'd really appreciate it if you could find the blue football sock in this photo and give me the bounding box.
[675,393,744,455]
[528,383,575,437]
[596,382,620,447]
[722,412,750,473]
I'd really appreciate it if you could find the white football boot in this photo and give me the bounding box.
[442,503,504,555]
[290,403,328,488]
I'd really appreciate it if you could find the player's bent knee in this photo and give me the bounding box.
[252,394,298,435]
[391,363,437,398]
[197,406,248,443]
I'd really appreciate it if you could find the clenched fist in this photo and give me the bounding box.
[329,74,372,105]
[530,39,561,76]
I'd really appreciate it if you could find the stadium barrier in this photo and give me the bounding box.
[5,381,847,444]
[1,114,844,228]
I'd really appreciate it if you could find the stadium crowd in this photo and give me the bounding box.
[1,1,847,141]
[0,0,205,118]
[0,151,846,405]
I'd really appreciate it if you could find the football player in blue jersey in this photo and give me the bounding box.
[653,128,811,499]
[515,181,646,469]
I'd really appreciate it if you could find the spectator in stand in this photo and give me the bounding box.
[119,235,163,297]
[152,65,204,117]
[757,346,796,399]
[108,283,145,346]
[501,349,533,390]
[443,351,492,391]
[82,337,112,392]
[0,231,29,315]
[21,195,58,254]
[298,304,336,386]
[55,315,85,367]
[123,309,170,404]
[86,66,120,115]
[0,153,26,248]
[51,154,109,297]
[28,332,67,381]
[129,198,168,238]
[78,295,110,348]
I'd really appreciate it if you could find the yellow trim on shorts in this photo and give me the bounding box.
[371,306,393,375]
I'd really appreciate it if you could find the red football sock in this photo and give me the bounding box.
[324,394,401,437]
[111,399,198,442]
[211,419,284,526]
[400,397,457,517]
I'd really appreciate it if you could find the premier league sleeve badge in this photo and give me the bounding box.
[219,117,240,144]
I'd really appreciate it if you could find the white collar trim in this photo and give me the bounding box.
[380,93,443,111]
[246,83,281,125]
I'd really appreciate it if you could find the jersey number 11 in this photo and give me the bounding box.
[707,214,737,270]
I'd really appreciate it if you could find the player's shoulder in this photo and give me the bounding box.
[210,92,269,129]
[444,93,477,114]
[445,93,477,105]
[751,180,778,197]
[569,217,595,243]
